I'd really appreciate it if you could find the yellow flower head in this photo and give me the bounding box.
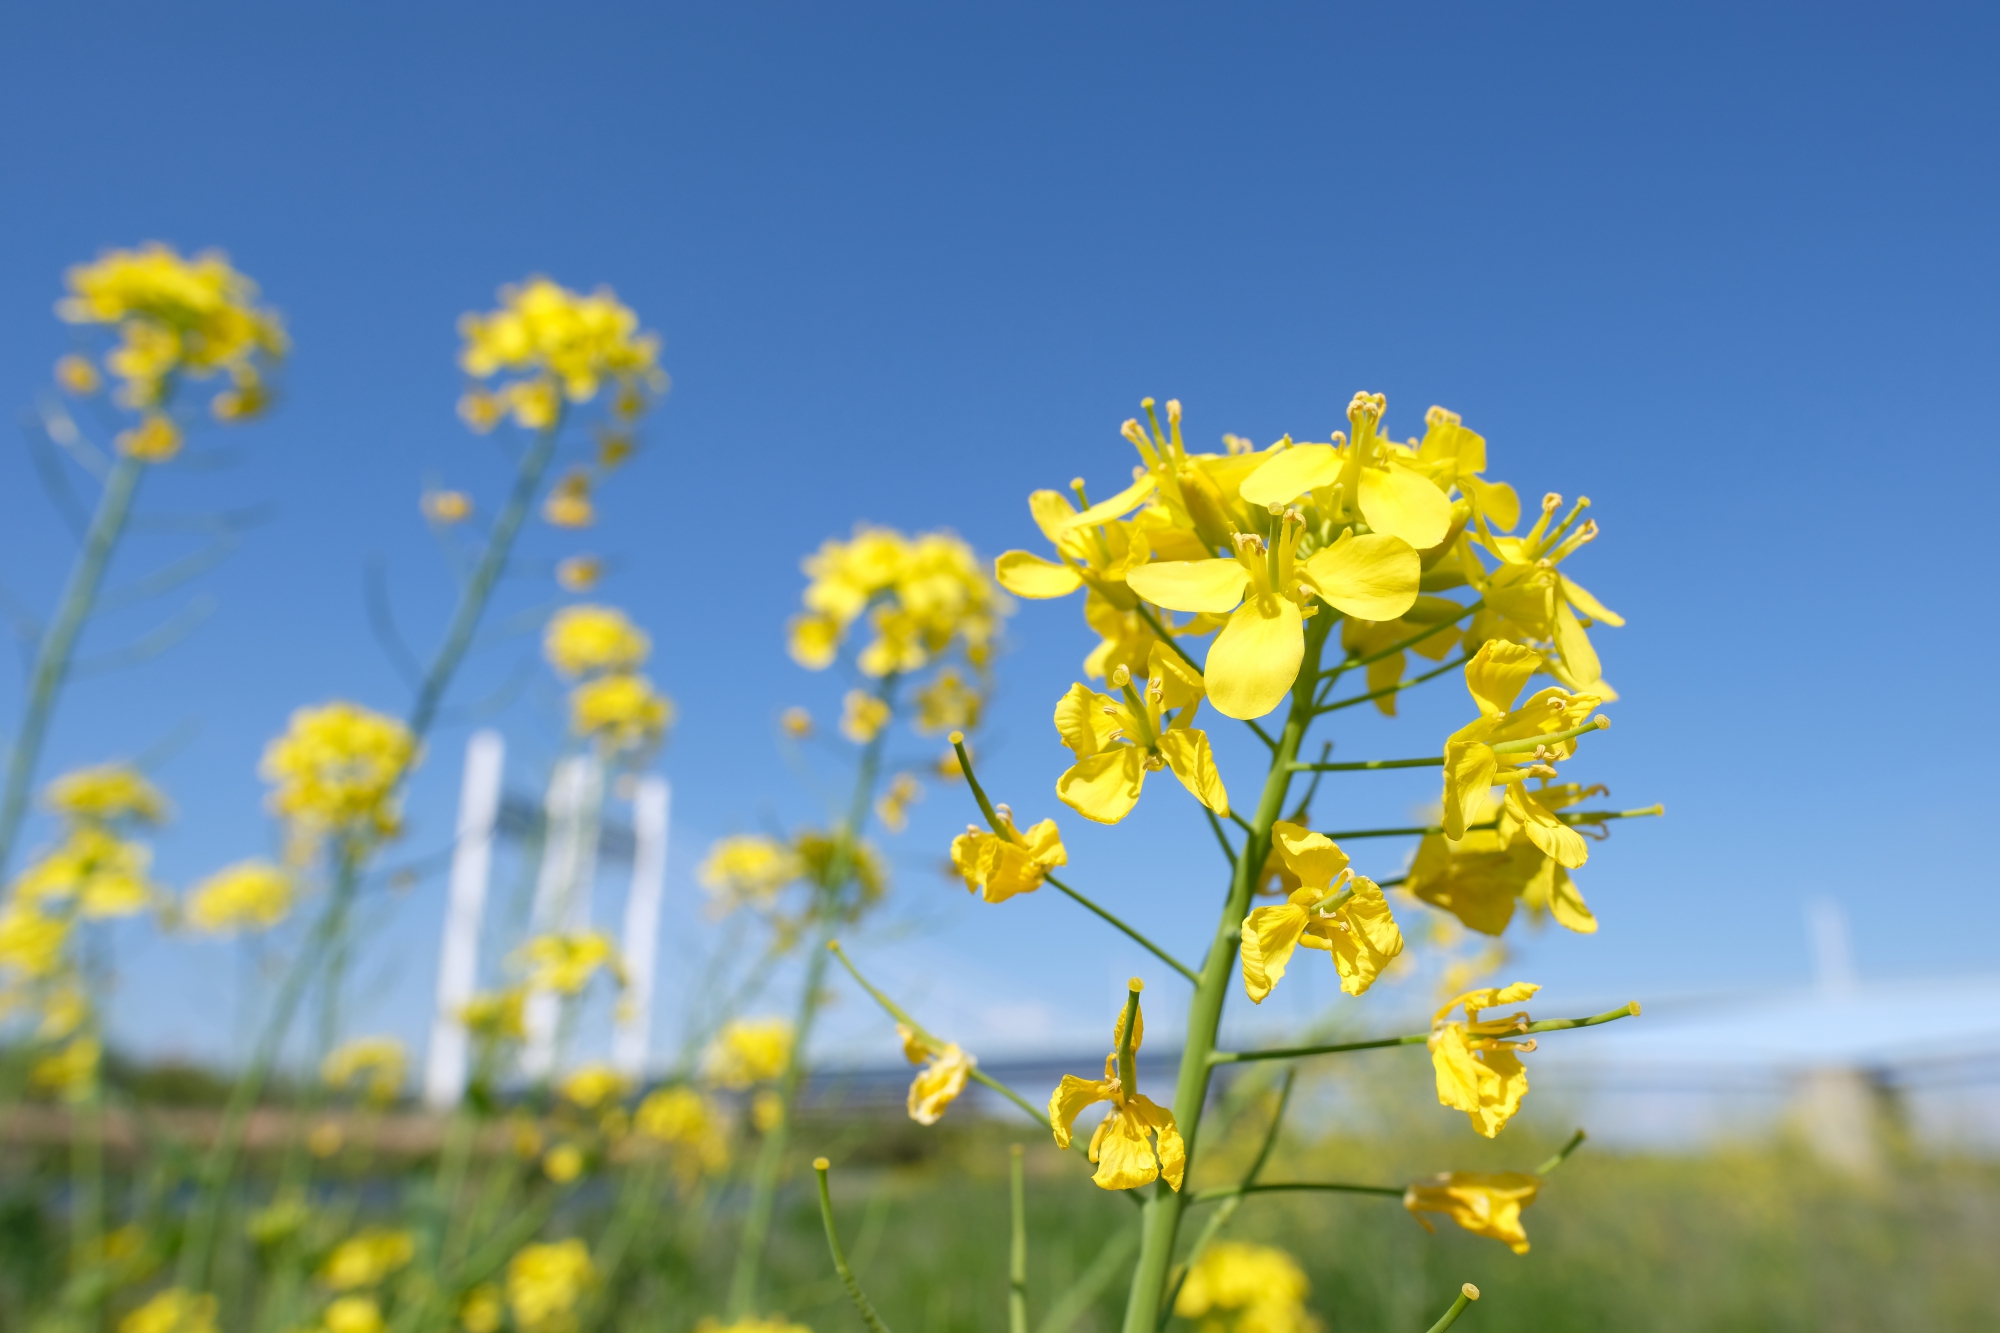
[556,555,603,592]
[321,1037,407,1105]
[949,805,1066,904]
[423,489,473,524]
[45,764,166,826]
[1468,488,1622,692]
[558,1063,631,1111]
[459,1284,505,1333]
[516,931,623,995]
[1048,982,1184,1192]
[461,988,527,1042]
[1441,642,1607,869]
[185,860,294,935]
[911,666,983,735]
[896,1024,974,1125]
[319,1229,415,1290]
[635,1086,731,1176]
[542,469,595,527]
[14,825,159,919]
[544,605,650,677]
[322,1295,386,1333]
[792,830,887,910]
[56,354,101,395]
[1404,1171,1542,1254]
[695,1318,813,1333]
[839,690,891,744]
[506,1238,595,1333]
[698,835,805,911]
[789,526,1008,676]
[704,1017,794,1089]
[60,244,286,420]
[1239,823,1403,1004]
[779,706,812,738]
[459,276,663,418]
[542,1143,586,1183]
[1174,1242,1317,1333]
[1053,644,1228,825]
[0,902,71,979]
[570,673,672,750]
[118,1286,219,1333]
[260,703,417,844]
[1428,982,1540,1138]
[1406,812,1598,938]
[874,772,922,833]
[30,1036,100,1101]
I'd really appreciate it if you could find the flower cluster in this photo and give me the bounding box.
[788,525,1007,682]
[542,605,672,754]
[56,245,287,460]
[458,276,664,433]
[259,702,417,851]
[1174,1242,1320,1333]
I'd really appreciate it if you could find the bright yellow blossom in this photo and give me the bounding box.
[911,665,983,734]
[1406,807,1598,937]
[118,1286,219,1333]
[542,1143,586,1183]
[1441,642,1606,868]
[1239,822,1402,1003]
[696,1318,812,1333]
[45,764,166,825]
[1052,644,1227,825]
[543,605,649,677]
[555,554,603,592]
[322,1295,386,1333]
[542,469,595,527]
[949,805,1066,904]
[874,772,922,832]
[1049,983,1184,1192]
[459,276,663,415]
[185,860,293,935]
[423,489,473,524]
[322,1037,407,1104]
[460,1284,505,1333]
[570,673,672,749]
[462,988,527,1041]
[516,931,622,995]
[114,414,183,461]
[0,902,70,978]
[506,1238,595,1333]
[558,1063,631,1110]
[635,1086,731,1176]
[260,702,416,844]
[897,1023,974,1125]
[705,1017,793,1088]
[698,835,804,909]
[1467,489,1622,693]
[789,526,1006,676]
[319,1229,415,1290]
[30,1036,99,1100]
[1174,1242,1318,1333]
[55,354,101,395]
[14,825,159,918]
[1429,982,1540,1138]
[1404,1171,1542,1254]
[839,690,891,743]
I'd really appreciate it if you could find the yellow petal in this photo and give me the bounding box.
[1089,1105,1160,1191]
[1204,598,1303,720]
[1463,640,1542,716]
[1539,860,1597,934]
[1056,748,1148,825]
[1125,559,1250,615]
[1049,1074,1112,1149]
[1239,903,1308,1003]
[1429,1024,1490,1115]
[1365,652,1404,716]
[1559,574,1623,628]
[996,551,1083,598]
[1329,880,1403,997]
[1461,475,1521,531]
[1552,599,1602,690]
[1058,473,1157,530]
[1156,728,1229,816]
[1269,821,1349,888]
[1131,1095,1184,1191]
[1028,489,1079,543]
[1357,463,1453,549]
[1053,682,1117,760]
[1237,442,1342,508]
[1301,532,1419,621]
[1441,740,1498,839]
[1147,641,1207,712]
[1504,785,1588,869]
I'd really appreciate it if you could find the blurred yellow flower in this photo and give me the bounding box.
[45,763,166,825]
[307,1120,344,1158]
[1406,822,1597,937]
[319,1229,414,1289]
[459,276,662,413]
[1239,822,1402,1004]
[185,860,293,935]
[949,806,1065,904]
[788,526,1007,676]
[423,489,473,524]
[705,1017,793,1089]
[911,666,982,735]
[459,1284,505,1333]
[1404,1171,1541,1254]
[114,413,182,462]
[542,469,594,527]
[321,1295,386,1333]
[751,1089,784,1134]
[543,605,649,677]
[118,1286,218,1333]
[1049,985,1183,1192]
[839,690,890,744]
[874,772,921,833]
[14,825,159,919]
[698,835,804,910]
[897,1024,973,1125]
[559,1064,631,1110]
[55,354,101,395]
[779,706,812,738]
[556,554,602,592]
[0,902,69,979]
[29,1036,99,1101]
[1053,646,1227,825]
[462,987,527,1041]
[1174,1242,1318,1333]
[543,1143,585,1183]
[321,1037,407,1105]
[570,674,672,750]
[517,931,622,995]
[506,1238,595,1333]
[696,1317,812,1333]
[260,702,417,844]
[1429,982,1540,1138]
[635,1086,730,1176]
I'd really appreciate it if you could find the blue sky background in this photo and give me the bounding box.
[0,2,1994,1074]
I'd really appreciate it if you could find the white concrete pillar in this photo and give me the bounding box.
[422,730,505,1110]
[523,755,602,1079]
[613,778,670,1078]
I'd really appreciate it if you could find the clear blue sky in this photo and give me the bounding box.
[1,2,1993,1070]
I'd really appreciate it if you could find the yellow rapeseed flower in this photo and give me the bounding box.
[260,703,417,844]
[14,825,159,919]
[896,1024,973,1125]
[459,1284,505,1333]
[56,354,101,395]
[1469,489,1621,693]
[1174,1242,1318,1333]
[542,469,594,527]
[1406,804,1598,937]
[516,931,622,995]
[1239,822,1402,1003]
[779,706,812,737]
[1404,1171,1542,1254]
[319,1229,415,1290]
[543,605,649,677]
[1429,982,1540,1138]
[911,665,983,735]
[704,1017,793,1089]
[1049,984,1183,1192]
[570,674,672,750]
[118,1286,218,1333]
[839,690,891,744]
[558,1063,631,1110]
[185,860,293,935]
[321,1037,407,1105]
[542,1143,586,1183]
[322,1295,386,1333]
[0,902,70,978]
[635,1086,730,1176]
[1052,645,1227,825]
[459,276,662,413]
[696,1318,812,1333]
[462,988,527,1042]
[29,1035,100,1101]
[422,489,473,524]
[555,555,602,592]
[789,526,1007,676]
[506,1238,595,1333]
[874,772,922,833]
[698,835,804,910]
[45,763,166,825]
[949,805,1065,904]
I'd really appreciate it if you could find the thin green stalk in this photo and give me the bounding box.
[1118,613,1330,1333]
[1187,1182,1405,1204]
[1008,1145,1028,1333]
[1207,1002,1642,1064]
[0,453,144,875]
[1159,1070,1296,1328]
[69,1024,105,1326]
[1034,1226,1139,1333]
[813,1158,892,1333]
[1319,806,1663,840]
[1537,1128,1587,1176]
[1315,653,1468,715]
[1425,1284,1481,1333]
[728,676,896,1318]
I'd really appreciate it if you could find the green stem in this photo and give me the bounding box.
[1206,1002,1641,1064]
[1158,1070,1296,1327]
[0,454,144,875]
[1316,653,1468,715]
[1425,1284,1481,1333]
[1187,1182,1405,1204]
[1290,756,1444,773]
[1008,1145,1028,1333]
[813,1158,893,1333]
[1320,806,1663,840]
[1536,1128,1587,1176]
[728,677,896,1318]
[1118,613,1329,1333]
[1047,876,1197,984]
